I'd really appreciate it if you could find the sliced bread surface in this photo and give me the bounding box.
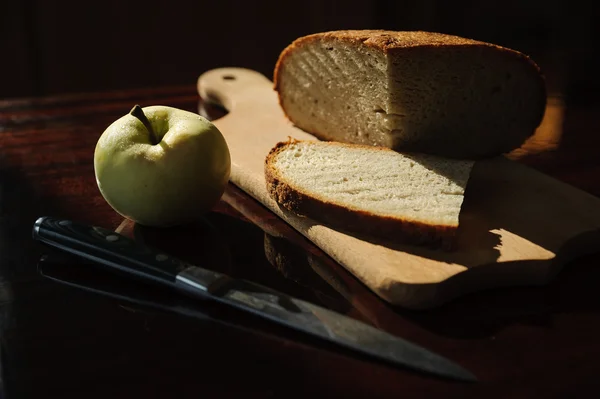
[265,139,475,247]
[273,30,547,159]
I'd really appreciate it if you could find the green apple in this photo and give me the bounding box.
[94,105,231,227]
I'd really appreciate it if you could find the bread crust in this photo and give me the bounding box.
[264,139,459,249]
[273,30,547,159]
[274,29,543,89]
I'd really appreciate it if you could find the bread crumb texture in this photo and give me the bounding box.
[274,30,547,159]
[266,140,474,230]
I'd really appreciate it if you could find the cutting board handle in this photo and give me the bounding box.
[197,67,276,113]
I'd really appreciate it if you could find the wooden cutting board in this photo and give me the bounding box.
[197,67,600,310]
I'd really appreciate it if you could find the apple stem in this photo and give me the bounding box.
[130,105,159,145]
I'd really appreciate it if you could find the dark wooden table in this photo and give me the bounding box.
[1,82,600,398]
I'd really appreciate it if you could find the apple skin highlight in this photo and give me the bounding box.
[94,105,231,227]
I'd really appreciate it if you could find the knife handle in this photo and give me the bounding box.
[32,216,188,288]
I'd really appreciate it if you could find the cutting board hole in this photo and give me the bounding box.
[222,74,236,81]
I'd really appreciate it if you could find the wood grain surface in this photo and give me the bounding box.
[197,67,600,309]
[2,83,600,398]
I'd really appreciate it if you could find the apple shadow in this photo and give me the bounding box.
[198,101,228,122]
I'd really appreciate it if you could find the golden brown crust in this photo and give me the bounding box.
[293,30,488,52]
[264,138,458,250]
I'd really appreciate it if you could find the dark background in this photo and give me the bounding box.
[1,0,599,104]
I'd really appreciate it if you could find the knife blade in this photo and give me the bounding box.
[32,216,476,382]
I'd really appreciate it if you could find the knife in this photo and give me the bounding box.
[32,216,476,382]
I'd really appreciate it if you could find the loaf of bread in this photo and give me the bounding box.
[265,139,474,248]
[274,30,547,159]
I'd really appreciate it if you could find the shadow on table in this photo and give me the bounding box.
[262,223,600,340]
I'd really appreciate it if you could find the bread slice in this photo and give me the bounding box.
[265,139,474,248]
[273,30,547,159]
